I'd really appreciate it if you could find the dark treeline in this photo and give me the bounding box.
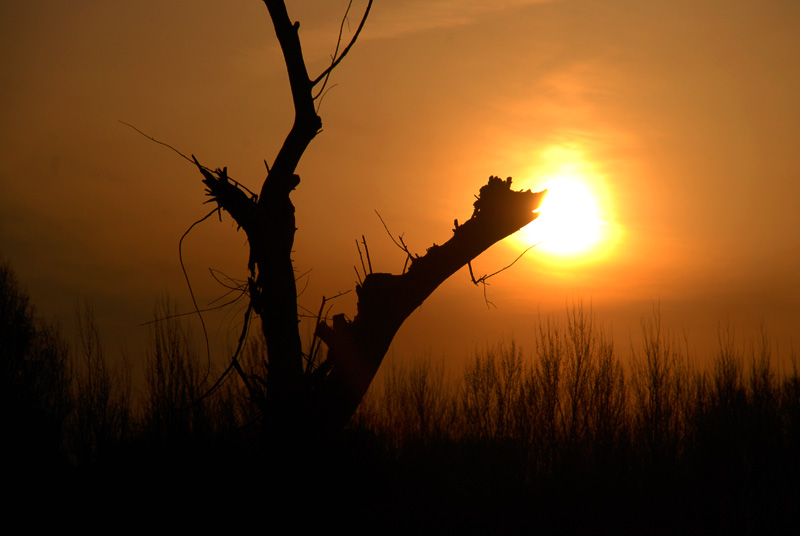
[354,311,800,531]
[2,259,798,530]
[1,262,256,483]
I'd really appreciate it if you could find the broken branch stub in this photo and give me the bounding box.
[312,176,547,432]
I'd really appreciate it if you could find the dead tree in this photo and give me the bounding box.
[195,1,546,438]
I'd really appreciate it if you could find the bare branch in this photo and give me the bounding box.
[121,121,259,198]
[195,302,260,407]
[119,120,195,166]
[306,290,352,374]
[361,235,373,274]
[469,243,540,285]
[314,84,339,114]
[259,2,320,200]
[312,177,547,432]
[311,0,374,87]
[313,0,353,101]
[193,156,259,233]
[356,239,368,279]
[375,210,415,273]
[178,207,218,383]
[209,268,248,293]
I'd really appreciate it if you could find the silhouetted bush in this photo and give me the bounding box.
[70,302,133,465]
[0,260,72,473]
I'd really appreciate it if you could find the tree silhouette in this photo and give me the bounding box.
[0,260,72,472]
[193,1,546,440]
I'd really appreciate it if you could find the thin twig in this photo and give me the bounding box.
[468,260,478,285]
[306,289,353,374]
[207,289,247,310]
[399,236,415,274]
[361,235,373,274]
[307,296,329,374]
[312,0,352,101]
[139,292,245,326]
[296,268,312,298]
[195,301,257,404]
[297,303,317,317]
[120,121,259,198]
[468,243,540,308]
[356,239,367,279]
[311,0,374,87]
[477,243,540,283]
[308,290,353,368]
[314,83,339,113]
[294,267,312,282]
[209,268,247,291]
[228,303,260,401]
[119,120,195,165]
[375,210,418,275]
[375,210,403,250]
[179,208,218,383]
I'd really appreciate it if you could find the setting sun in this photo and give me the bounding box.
[528,176,601,254]
[514,146,612,260]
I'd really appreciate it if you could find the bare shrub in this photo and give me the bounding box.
[529,304,628,471]
[563,304,597,443]
[143,297,209,441]
[531,314,564,464]
[71,303,133,464]
[373,355,454,446]
[461,342,524,441]
[589,334,628,457]
[630,306,691,466]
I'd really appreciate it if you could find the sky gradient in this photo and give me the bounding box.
[2,0,799,371]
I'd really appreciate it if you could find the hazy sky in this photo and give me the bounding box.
[2,0,799,370]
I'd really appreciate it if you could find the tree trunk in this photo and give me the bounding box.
[313,177,545,433]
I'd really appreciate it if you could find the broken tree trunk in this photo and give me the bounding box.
[313,176,546,433]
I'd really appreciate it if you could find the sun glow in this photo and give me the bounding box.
[515,146,613,260]
[531,177,600,254]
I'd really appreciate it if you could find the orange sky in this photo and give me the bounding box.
[2,0,799,370]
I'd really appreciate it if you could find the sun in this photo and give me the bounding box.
[527,176,600,255]
[513,146,612,260]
